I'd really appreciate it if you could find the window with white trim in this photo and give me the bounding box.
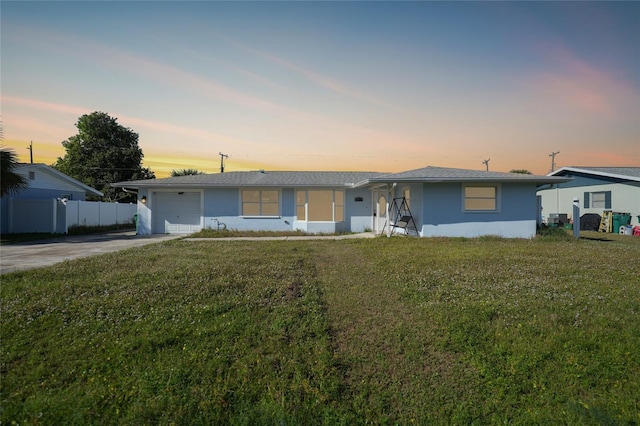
[296,189,344,222]
[241,189,279,216]
[464,185,498,211]
[586,191,611,209]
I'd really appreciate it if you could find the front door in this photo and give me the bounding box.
[372,189,388,235]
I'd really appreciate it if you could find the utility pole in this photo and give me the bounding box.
[482,158,490,171]
[27,141,33,164]
[219,152,228,173]
[549,151,560,173]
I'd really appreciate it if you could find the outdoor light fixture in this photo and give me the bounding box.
[141,196,147,204]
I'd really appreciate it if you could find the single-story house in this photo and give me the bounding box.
[537,167,640,226]
[113,166,569,238]
[1,164,103,234]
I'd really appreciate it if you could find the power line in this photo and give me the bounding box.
[87,167,148,171]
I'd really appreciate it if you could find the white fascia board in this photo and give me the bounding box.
[549,167,640,182]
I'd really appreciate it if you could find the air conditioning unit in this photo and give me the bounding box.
[548,213,568,225]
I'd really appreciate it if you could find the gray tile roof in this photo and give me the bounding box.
[113,171,384,188]
[113,166,572,189]
[370,166,569,184]
[550,167,640,181]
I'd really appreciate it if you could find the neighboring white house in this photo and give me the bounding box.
[1,164,103,234]
[1,163,135,234]
[537,167,640,226]
[5,163,103,201]
[113,166,570,238]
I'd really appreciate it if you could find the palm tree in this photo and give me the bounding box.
[170,169,206,177]
[1,148,28,196]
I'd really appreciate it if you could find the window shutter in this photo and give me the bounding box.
[605,191,611,209]
[583,192,589,208]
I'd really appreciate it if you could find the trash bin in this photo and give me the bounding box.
[133,213,139,234]
[612,213,630,232]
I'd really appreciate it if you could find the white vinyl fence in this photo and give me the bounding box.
[8,199,136,234]
[65,200,136,228]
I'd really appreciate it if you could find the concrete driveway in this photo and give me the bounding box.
[0,232,181,274]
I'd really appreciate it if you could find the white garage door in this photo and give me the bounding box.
[153,192,202,234]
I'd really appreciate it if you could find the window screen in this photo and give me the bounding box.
[296,189,344,222]
[242,190,279,216]
[464,186,497,211]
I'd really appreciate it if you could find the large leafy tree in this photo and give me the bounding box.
[1,148,28,197]
[54,112,155,202]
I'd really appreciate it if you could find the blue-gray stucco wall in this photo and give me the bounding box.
[199,187,370,233]
[202,188,295,217]
[346,187,373,232]
[282,189,295,217]
[202,188,295,231]
[204,188,239,217]
[421,182,538,225]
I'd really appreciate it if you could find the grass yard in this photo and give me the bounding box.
[1,234,639,424]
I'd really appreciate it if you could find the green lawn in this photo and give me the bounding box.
[2,234,639,424]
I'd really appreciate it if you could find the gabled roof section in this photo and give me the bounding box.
[369,166,570,184]
[113,171,384,189]
[17,164,103,197]
[549,167,640,182]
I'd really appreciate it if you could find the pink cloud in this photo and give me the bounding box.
[224,37,404,112]
[103,41,400,138]
[2,96,87,117]
[2,95,262,149]
[580,149,640,166]
[6,24,296,116]
[529,43,639,118]
[6,24,417,155]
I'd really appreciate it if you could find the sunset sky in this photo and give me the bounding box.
[2,1,639,178]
